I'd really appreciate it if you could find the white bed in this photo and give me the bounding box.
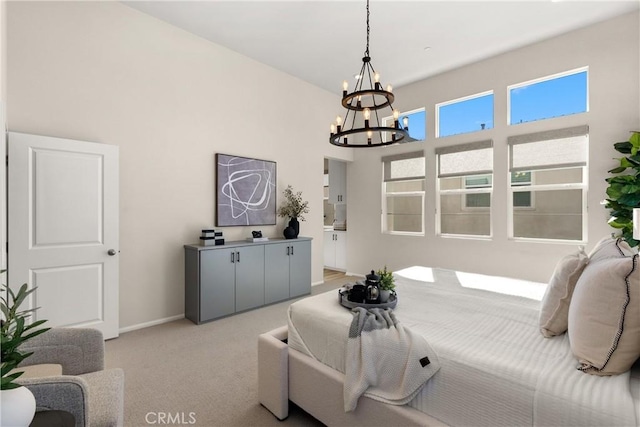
[258,266,640,427]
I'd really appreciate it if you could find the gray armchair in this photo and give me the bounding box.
[16,328,124,427]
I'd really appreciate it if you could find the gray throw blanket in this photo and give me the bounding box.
[344,307,440,412]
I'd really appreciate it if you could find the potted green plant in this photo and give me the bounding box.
[1,273,50,426]
[376,266,396,303]
[604,131,640,248]
[278,185,309,239]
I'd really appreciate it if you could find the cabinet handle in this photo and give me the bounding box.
[237,251,240,262]
[231,252,235,263]
[290,245,294,255]
[287,246,290,256]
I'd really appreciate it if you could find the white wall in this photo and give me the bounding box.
[6,1,352,330]
[1,0,6,273]
[347,11,640,283]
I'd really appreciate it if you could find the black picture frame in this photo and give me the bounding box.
[215,153,277,227]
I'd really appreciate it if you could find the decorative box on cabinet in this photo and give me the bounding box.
[184,237,312,324]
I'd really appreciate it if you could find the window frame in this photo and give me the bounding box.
[381,151,426,236]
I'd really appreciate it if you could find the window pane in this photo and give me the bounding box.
[513,191,532,207]
[385,180,425,193]
[466,193,490,208]
[510,70,587,125]
[465,175,492,187]
[383,109,426,141]
[385,195,423,233]
[513,189,582,240]
[438,93,494,138]
[400,110,426,141]
[440,193,491,236]
[529,168,582,185]
[511,171,531,184]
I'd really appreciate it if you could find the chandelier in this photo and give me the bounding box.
[329,0,409,148]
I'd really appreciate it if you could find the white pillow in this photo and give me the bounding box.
[589,236,634,263]
[539,248,588,338]
[568,254,640,375]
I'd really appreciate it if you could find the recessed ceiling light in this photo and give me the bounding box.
[424,47,432,52]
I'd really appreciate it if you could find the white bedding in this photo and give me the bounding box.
[287,266,639,427]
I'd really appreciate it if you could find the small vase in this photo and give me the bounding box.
[1,386,36,427]
[379,290,391,303]
[288,217,300,238]
[283,226,296,239]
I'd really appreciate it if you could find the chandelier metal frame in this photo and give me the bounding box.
[329,0,409,148]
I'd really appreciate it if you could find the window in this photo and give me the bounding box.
[511,172,533,208]
[382,151,425,235]
[436,91,494,138]
[464,175,492,209]
[508,125,588,242]
[436,140,493,237]
[382,108,426,142]
[509,68,588,125]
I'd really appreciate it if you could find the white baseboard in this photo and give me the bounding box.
[119,313,184,334]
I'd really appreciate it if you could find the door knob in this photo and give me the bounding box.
[107,249,117,256]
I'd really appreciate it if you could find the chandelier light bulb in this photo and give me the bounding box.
[331,124,336,134]
[343,80,348,91]
[336,115,342,126]
[386,84,393,93]
[374,72,380,83]
[393,110,399,119]
[363,108,371,120]
[403,116,409,130]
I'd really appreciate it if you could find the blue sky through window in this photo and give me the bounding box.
[438,93,494,138]
[510,70,587,125]
[400,109,426,141]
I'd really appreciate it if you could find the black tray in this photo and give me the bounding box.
[338,288,397,310]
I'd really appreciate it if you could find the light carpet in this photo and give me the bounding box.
[105,277,355,427]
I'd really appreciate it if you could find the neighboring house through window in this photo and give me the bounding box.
[436,140,493,237]
[508,125,588,242]
[382,151,425,235]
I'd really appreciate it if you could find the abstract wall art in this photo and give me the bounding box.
[216,153,277,226]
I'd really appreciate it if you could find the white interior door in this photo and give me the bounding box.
[8,132,119,339]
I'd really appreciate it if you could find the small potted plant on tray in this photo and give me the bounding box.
[377,266,396,303]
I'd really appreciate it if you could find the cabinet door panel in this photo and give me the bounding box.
[328,159,347,204]
[235,245,265,312]
[200,249,235,321]
[335,231,347,270]
[290,240,311,298]
[264,244,290,304]
[324,231,335,268]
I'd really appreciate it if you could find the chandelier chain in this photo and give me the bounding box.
[365,0,370,57]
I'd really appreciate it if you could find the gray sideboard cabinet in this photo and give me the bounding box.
[184,237,312,324]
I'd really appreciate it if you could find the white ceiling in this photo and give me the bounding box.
[122,1,639,95]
